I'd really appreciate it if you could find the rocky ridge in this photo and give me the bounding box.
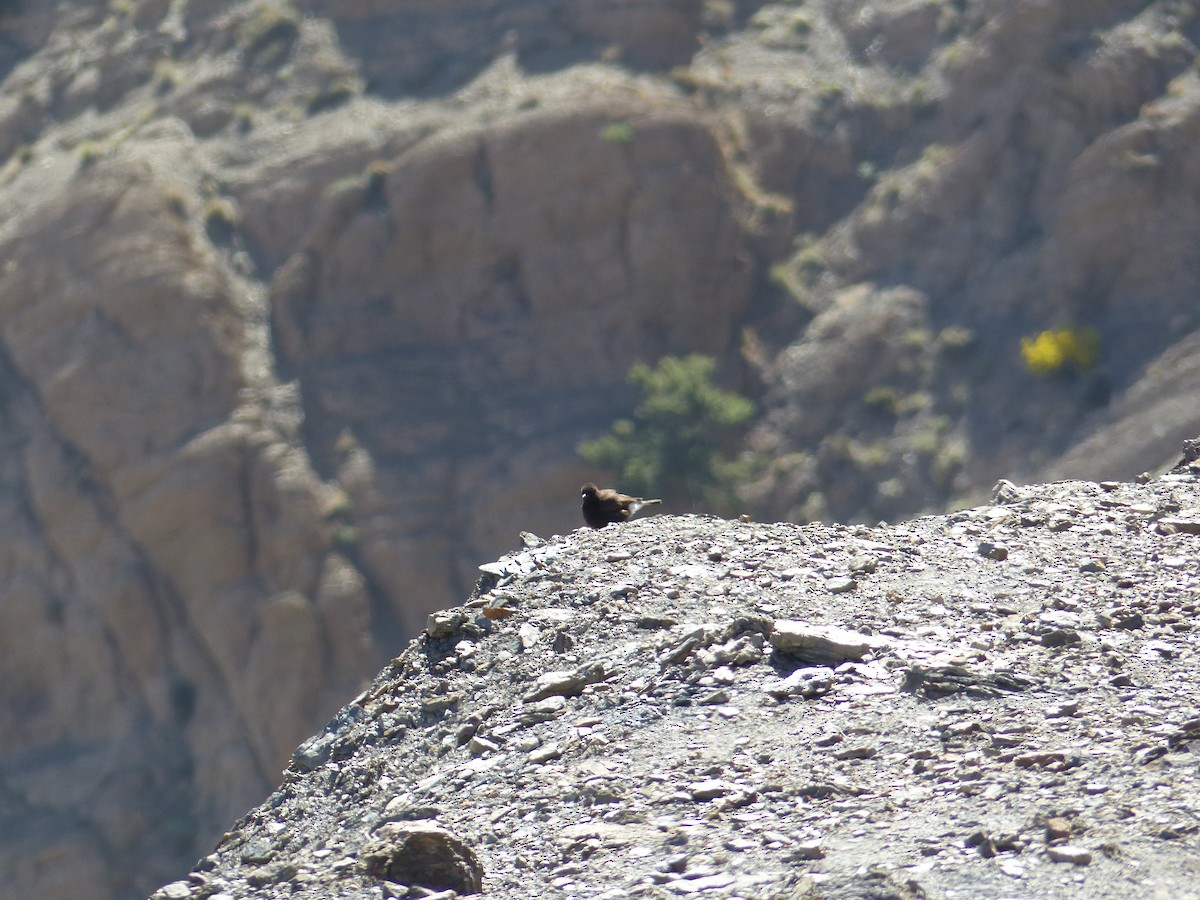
[156,459,1200,899]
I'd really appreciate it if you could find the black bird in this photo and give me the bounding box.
[581,483,662,528]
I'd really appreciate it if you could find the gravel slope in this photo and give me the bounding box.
[155,466,1200,900]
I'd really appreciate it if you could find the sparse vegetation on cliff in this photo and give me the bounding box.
[1020,327,1101,377]
[578,354,753,512]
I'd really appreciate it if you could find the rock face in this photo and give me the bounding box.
[4,1,1200,898]
[154,465,1200,899]
[292,0,704,95]
[270,97,753,633]
[0,138,378,900]
[735,1,1200,523]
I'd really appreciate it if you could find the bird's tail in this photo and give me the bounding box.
[629,498,662,517]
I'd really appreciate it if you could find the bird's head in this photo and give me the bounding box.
[581,483,598,499]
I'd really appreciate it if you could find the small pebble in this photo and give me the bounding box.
[1046,844,1092,865]
[792,840,824,860]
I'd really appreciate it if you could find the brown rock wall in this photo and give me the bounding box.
[0,154,380,898]
[272,99,754,630]
[293,0,703,94]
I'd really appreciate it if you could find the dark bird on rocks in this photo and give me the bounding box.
[581,483,662,528]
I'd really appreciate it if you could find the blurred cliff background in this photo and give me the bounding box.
[2,1,1199,897]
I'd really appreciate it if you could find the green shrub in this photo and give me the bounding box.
[936,325,975,352]
[333,524,359,549]
[856,160,880,184]
[76,139,108,170]
[334,429,360,456]
[600,121,636,144]
[863,386,902,415]
[578,354,754,511]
